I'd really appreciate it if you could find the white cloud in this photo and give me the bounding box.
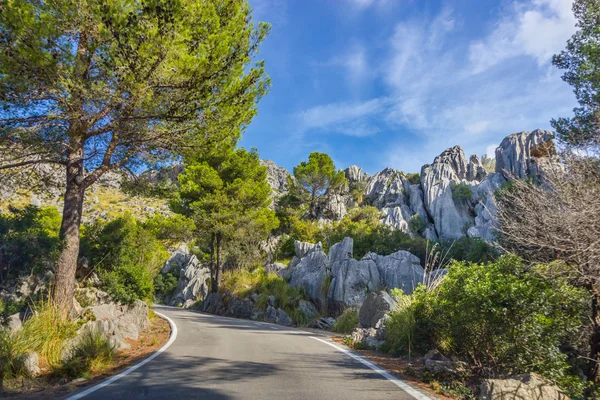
[320,43,371,89]
[295,98,388,137]
[469,0,576,74]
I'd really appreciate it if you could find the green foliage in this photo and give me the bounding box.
[450,183,472,202]
[143,214,196,244]
[386,255,589,397]
[81,214,168,304]
[404,172,421,185]
[442,237,499,264]
[0,206,61,283]
[384,290,416,358]
[60,331,115,379]
[551,0,600,147]
[220,267,307,319]
[481,154,496,173]
[409,214,427,236]
[154,269,180,299]
[332,309,358,334]
[0,328,28,384]
[290,152,348,218]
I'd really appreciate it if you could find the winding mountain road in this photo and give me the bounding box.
[67,306,429,400]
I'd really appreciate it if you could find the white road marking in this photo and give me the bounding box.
[310,336,434,400]
[66,311,178,400]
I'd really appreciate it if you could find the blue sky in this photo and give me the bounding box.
[240,0,578,174]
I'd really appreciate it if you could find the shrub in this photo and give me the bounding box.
[450,183,472,202]
[143,213,196,244]
[154,269,180,299]
[442,237,499,264]
[332,309,358,334]
[221,267,307,319]
[409,214,427,236]
[60,331,115,378]
[383,289,417,358]
[81,214,168,304]
[387,255,588,397]
[0,328,28,384]
[0,206,61,283]
[404,172,421,185]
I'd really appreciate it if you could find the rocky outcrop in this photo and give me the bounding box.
[77,300,149,350]
[345,165,364,182]
[164,244,211,308]
[358,291,397,329]
[328,258,380,315]
[289,249,329,309]
[495,129,555,180]
[479,372,569,400]
[294,240,323,259]
[362,251,424,295]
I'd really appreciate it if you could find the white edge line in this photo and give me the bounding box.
[310,336,433,400]
[66,310,178,400]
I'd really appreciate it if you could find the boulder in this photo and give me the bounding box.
[479,372,568,400]
[225,297,253,319]
[275,308,292,326]
[267,295,276,307]
[265,262,287,274]
[23,352,40,377]
[289,250,329,309]
[358,291,397,329]
[79,300,149,350]
[7,313,22,332]
[320,194,349,221]
[297,299,319,321]
[363,251,424,295]
[265,305,277,323]
[314,317,336,330]
[200,293,225,315]
[328,258,380,314]
[161,243,190,274]
[351,328,384,350]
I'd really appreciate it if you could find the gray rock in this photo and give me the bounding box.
[265,262,286,274]
[266,295,276,307]
[320,194,348,221]
[479,372,569,400]
[226,297,253,319]
[467,154,487,182]
[424,359,456,375]
[363,250,424,294]
[358,291,396,329]
[161,243,190,274]
[328,258,380,314]
[345,165,364,182]
[168,254,211,308]
[297,299,319,321]
[328,237,354,263]
[314,317,336,330]
[423,349,451,363]
[23,352,40,377]
[495,129,556,180]
[289,250,329,309]
[294,240,323,259]
[265,305,277,323]
[7,313,22,332]
[200,293,225,315]
[275,308,292,326]
[381,206,410,232]
[260,159,289,194]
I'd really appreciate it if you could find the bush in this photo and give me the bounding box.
[386,255,588,397]
[81,214,168,304]
[442,237,499,264]
[332,309,358,334]
[404,172,421,185]
[409,214,427,236]
[220,267,308,321]
[0,206,61,284]
[143,213,196,244]
[450,183,472,202]
[0,328,28,385]
[60,331,115,378]
[154,269,180,299]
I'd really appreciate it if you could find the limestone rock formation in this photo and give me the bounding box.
[289,249,329,309]
[358,291,397,329]
[328,258,380,315]
[163,244,211,308]
[495,129,555,180]
[344,165,364,182]
[479,372,568,400]
[362,250,424,295]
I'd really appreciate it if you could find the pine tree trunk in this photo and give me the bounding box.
[52,164,85,318]
[215,233,223,292]
[588,291,600,384]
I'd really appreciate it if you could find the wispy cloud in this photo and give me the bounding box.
[318,42,371,89]
[468,0,576,74]
[292,1,577,172]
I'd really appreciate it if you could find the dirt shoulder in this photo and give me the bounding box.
[1,311,171,399]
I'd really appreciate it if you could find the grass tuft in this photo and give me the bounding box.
[332,309,358,334]
[59,330,115,379]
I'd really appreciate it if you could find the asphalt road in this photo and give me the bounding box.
[69,306,424,400]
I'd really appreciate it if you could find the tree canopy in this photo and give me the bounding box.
[0,0,270,313]
[552,0,600,148]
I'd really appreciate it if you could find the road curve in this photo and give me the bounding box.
[68,306,426,400]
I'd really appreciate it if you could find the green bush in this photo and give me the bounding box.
[385,255,588,397]
[332,309,358,334]
[0,328,28,384]
[154,269,180,299]
[60,331,115,379]
[0,206,61,283]
[143,213,196,244]
[404,172,421,185]
[409,214,427,236]
[450,183,472,202]
[442,237,499,264]
[81,214,168,304]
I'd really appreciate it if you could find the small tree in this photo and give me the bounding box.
[552,0,600,149]
[0,0,270,314]
[172,146,278,292]
[290,152,347,219]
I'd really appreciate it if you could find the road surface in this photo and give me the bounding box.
[69,306,425,400]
